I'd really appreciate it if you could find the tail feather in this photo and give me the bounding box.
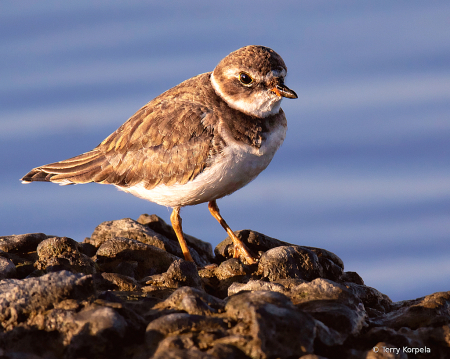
[39,155,105,175]
[21,150,108,185]
[38,151,100,170]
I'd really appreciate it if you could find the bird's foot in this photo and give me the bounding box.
[232,240,259,265]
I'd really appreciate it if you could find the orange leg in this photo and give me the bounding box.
[208,200,258,264]
[170,207,194,262]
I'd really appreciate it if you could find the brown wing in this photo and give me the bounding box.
[22,89,220,189]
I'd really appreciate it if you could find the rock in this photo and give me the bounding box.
[35,236,96,274]
[94,236,179,279]
[256,245,323,281]
[0,250,37,279]
[153,286,225,316]
[0,271,95,330]
[89,217,212,266]
[2,214,450,358]
[314,319,347,347]
[146,313,229,356]
[143,259,203,290]
[344,281,392,314]
[79,241,97,257]
[214,258,248,281]
[65,305,129,358]
[96,272,142,292]
[153,347,218,359]
[216,231,343,279]
[228,279,295,297]
[341,271,365,285]
[0,233,49,253]
[225,291,316,358]
[199,258,252,298]
[298,300,366,337]
[0,326,64,359]
[146,312,228,338]
[206,343,249,359]
[371,291,450,330]
[89,217,167,248]
[27,301,138,359]
[289,278,360,305]
[0,256,16,279]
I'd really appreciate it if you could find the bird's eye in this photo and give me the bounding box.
[239,72,253,86]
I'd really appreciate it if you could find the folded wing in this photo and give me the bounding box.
[21,98,220,190]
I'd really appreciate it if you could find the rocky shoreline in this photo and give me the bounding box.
[0,214,448,358]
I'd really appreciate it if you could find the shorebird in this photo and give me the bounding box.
[21,45,297,265]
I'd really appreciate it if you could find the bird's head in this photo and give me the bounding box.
[211,45,297,118]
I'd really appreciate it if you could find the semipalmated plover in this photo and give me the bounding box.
[22,45,297,265]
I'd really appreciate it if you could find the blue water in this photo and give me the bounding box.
[1,1,449,301]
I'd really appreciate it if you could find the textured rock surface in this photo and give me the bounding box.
[36,236,96,275]
[0,214,448,358]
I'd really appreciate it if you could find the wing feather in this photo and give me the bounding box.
[21,74,220,190]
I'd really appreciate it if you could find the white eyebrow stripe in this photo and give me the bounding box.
[267,68,287,78]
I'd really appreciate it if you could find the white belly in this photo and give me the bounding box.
[119,123,286,207]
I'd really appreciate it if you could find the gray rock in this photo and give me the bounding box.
[94,236,179,279]
[298,300,367,337]
[341,271,365,285]
[0,326,64,359]
[0,233,49,253]
[199,259,252,298]
[35,236,96,274]
[146,313,228,338]
[0,250,37,279]
[3,216,450,358]
[229,277,367,345]
[371,291,450,330]
[152,348,217,359]
[314,319,347,347]
[153,286,225,315]
[89,217,168,248]
[225,290,316,358]
[345,281,392,313]
[146,313,229,356]
[71,304,127,335]
[206,343,249,359]
[228,279,293,297]
[78,241,97,257]
[215,231,344,280]
[0,271,95,330]
[214,258,248,280]
[96,272,142,292]
[0,256,16,279]
[303,246,344,271]
[26,303,131,359]
[89,217,210,266]
[256,245,323,281]
[144,259,203,290]
[289,278,360,306]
